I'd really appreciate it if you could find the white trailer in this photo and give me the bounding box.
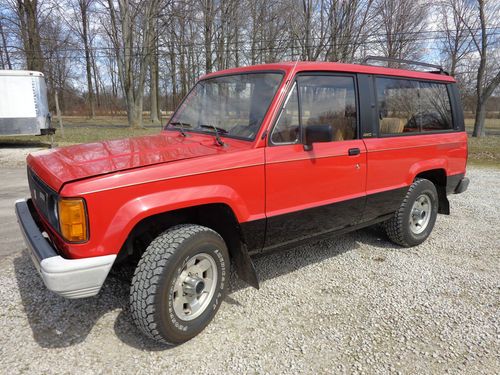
[0,70,53,136]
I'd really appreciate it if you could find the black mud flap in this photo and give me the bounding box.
[437,185,450,215]
[232,242,259,289]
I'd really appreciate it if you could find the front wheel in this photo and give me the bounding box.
[130,224,229,345]
[384,178,438,247]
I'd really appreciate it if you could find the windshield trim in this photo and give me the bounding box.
[165,70,286,142]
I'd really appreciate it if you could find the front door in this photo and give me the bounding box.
[264,74,367,249]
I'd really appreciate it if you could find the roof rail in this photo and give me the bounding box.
[361,56,449,75]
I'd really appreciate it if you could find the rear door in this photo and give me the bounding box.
[264,73,367,249]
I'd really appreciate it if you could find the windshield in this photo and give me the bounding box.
[167,72,283,140]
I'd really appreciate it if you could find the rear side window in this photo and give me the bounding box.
[419,82,452,131]
[376,77,453,135]
[376,78,419,134]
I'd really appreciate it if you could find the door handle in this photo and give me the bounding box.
[348,148,360,156]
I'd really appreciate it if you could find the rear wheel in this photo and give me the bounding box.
[384,178,438,247]
[130,224,229,344]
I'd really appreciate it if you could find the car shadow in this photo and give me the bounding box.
[14,225,400,351]
[13,253,130,348]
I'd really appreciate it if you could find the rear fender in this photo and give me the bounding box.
[407,159,448,185]
[409,161,450,215]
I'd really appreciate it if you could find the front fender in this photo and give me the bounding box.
[101,185,252,253]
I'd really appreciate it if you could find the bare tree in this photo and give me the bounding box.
[105,0,160,128]
[373,0,427,66]
[64,0,96,118]
[465,0,500,137]
[148,1,160,123]
[0,0,497,133]
[40,11,79,111]
[78,0,95,118]
[200,0,215,73]
[0,16,13,69]
[248,0,290,63]
[325,0,374,62]
[439,0,474,76]
[15,0,45,72]
[290,0,330,61]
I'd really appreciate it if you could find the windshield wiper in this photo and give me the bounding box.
[199,124,228,134]
[169,121,192,137]
[199,124,227,146]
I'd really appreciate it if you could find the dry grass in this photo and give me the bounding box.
[467,135,500,168]
[0,116,161,147]
[464,118,500,130]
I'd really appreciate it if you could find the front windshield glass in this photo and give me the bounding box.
[167,72,283,140]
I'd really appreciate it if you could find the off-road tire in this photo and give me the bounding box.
[384,178,438,247]
[130,224,229,345]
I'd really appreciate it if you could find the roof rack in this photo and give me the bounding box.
[361,56,449,75]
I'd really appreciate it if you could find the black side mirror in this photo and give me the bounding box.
[303,124,332,151]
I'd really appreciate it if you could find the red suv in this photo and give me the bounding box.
[16,60,469,344]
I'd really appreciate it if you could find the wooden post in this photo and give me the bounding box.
[54,90,64,138]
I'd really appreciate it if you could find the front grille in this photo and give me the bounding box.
[27,167,59,230]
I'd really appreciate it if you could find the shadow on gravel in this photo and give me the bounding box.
[14,225,398,351]
[238,226,397,288]
[14,251,171,351]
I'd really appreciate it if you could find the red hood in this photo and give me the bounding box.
[27,132,250,191]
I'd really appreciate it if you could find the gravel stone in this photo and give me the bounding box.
[0,166,499,374]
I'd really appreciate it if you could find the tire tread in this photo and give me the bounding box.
[130,224,219,345]
[384,178,427,247]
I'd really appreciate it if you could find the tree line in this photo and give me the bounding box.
[0,0,499,136]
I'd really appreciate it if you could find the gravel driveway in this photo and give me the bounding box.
[0,166,498,374]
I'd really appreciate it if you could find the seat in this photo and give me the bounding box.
[380,117,405,134]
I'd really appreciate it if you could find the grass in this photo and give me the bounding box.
[0,115,498,168]
[0,116,161,147]
[464,118,500,131]
[467,135,500,168]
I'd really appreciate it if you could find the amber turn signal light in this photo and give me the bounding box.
[58,198,88,242]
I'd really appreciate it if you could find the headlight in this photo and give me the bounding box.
[58,198,88,242]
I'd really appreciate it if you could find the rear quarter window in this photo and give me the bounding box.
[418,82,453,132]
[375,77,453,135]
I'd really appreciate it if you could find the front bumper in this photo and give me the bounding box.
[15,199,116,299]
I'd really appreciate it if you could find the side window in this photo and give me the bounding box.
[298,75,357,141]
[376,78,419,134]
[271,83,300,144]
[419,82,453,131]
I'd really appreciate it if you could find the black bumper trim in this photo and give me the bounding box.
[454,177,469,194]
[15,199,57,264]
[446,173,467,195]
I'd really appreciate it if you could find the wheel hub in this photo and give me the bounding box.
[183,275,205,296]
[409,194,432,235]
[171,253,218,321]
[412,209,426,220]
